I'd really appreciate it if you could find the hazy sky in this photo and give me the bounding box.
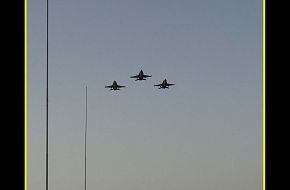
[28,0,262,190]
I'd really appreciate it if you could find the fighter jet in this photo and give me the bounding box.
[105,81,125,90]
[130,70,152,81]
[154,79,175,89]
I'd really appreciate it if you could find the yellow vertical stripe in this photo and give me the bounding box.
[24,0,27,190]
[262,0,266,190]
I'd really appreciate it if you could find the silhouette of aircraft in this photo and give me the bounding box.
[154,79,174,89]
[105,81,125,90]
[130,70,152,81]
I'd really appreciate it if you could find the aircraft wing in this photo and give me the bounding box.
[143,74,152,78]
[154,84,162,86]
[105,85,113,88]
[117,85,125,88]
[130,75,139,78]
[167,83,175,86]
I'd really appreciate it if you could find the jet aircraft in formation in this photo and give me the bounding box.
[130,70,152,81]
[105,70,174,91]
[154,79,175,89]
[105,80,125,90]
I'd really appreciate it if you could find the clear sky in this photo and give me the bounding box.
[28,0,262,190]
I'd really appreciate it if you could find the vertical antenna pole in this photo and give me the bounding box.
[45,0,49,190]
[85,86,88,190]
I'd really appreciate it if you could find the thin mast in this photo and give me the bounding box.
[85,86,88,190]
[45,0,49,189]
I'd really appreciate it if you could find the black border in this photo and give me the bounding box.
[265,0,276,189]
[4,0,24,188]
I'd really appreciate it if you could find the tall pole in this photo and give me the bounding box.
[45,0,49,189]
[84,86,88,190]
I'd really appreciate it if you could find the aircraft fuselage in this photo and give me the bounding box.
[105,80,125,90]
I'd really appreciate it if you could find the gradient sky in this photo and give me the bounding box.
[28,0,262,190]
